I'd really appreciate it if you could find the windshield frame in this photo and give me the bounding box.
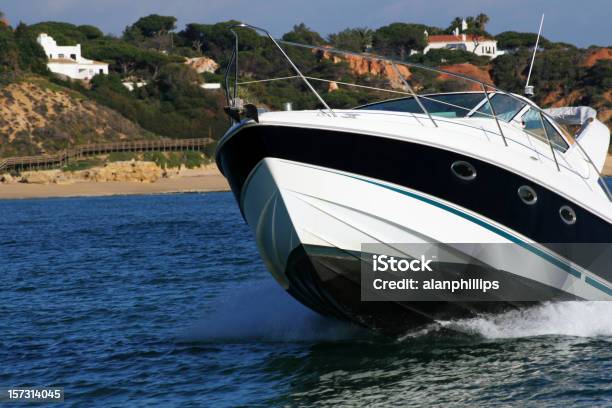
[354,91,574,153]
[468,93,528,123]
[354,91,488,117]
[355,91,531,123]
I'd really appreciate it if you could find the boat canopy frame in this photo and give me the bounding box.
[224,23,611,201]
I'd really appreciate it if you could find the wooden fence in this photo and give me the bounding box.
[0,138,215,173]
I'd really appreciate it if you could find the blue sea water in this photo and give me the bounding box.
[1,191,611,407]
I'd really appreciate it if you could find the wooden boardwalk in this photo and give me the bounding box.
[0,138,214,173]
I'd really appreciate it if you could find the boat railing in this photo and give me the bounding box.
[225,23,611,201]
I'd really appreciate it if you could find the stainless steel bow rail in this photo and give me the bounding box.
[224,23,611,201]
[225,23,334,118]
[0,138,214,173]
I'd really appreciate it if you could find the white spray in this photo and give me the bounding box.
[439,301,612,339]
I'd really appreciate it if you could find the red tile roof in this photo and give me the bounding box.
[428,34,494,43]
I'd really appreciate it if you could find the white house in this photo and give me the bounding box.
[423,20,504,59]
[36,33,109,80]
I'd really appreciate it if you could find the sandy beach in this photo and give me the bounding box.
[0,165,230,200]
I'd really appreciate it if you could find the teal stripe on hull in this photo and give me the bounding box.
[586,277,612,296]
[321,169,610,297]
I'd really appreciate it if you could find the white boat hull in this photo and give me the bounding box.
[236,157,610,331]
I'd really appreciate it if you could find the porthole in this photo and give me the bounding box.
[559,205,576,225]
[451,161,477,181]
[518,185,538,205]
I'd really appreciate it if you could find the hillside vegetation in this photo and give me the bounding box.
[0,12,610,158]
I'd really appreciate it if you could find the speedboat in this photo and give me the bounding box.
[215,24,612,333]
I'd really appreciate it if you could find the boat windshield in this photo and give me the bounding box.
[521,107,570,152]
[356,93,486,118]
[472,93,526,122]
[356,92,527,122]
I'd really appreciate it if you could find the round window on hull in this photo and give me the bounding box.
[451,161,477,181]
[559,205,577,225]
[518,185,538,205]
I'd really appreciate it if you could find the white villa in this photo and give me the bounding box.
[423,20,504,59]
[36,33,109,80]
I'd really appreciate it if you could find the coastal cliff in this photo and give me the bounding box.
[437,63,493,90]
[0,78,157,158]
[320,49,412,89]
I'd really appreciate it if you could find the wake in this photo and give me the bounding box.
[181,277,612,342]
[438,301,612,339]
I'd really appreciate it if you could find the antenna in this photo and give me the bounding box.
[525,14,545,97]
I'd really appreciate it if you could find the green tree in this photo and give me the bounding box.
[0,23,19,78]
[491,50,531,92]
[447,17,463,34]
[178,21,262,62]
[446,15,489,36]
[155,63,201,97]
[77,25,103,40]
[90,72,130,94]
[531,48,581,84]
[83,38,182,77]
[282,23,326,46]
[124,14,177,39]
[580,60,612,107]
[328,27,373,52]
[14,23,48,74]
[475,13,490,31]
[373,23,427,59]
[27,21,88,45]
[465,16,475,29]
[0,21,48,81]
[495,31,550,50]
[84,39,145,75]
[581,60,612,88]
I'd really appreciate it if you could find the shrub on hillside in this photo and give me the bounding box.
[495,31,550,50]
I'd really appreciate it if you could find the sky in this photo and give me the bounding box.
[2,0,611,48]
